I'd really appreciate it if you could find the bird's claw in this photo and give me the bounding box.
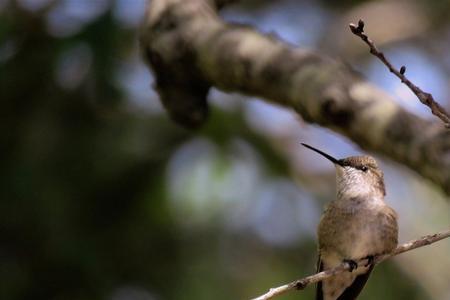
[343,259,358,272]
[364,255,374,267]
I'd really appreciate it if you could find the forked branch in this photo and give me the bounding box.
[251,229,450,300]
[349,19,450,128]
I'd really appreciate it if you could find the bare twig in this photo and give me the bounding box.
[349,19,450,128]
[251,229,450,300]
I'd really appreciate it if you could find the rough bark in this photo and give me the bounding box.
[139,0,450,196]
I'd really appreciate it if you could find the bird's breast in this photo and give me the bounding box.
[318,198,397,260]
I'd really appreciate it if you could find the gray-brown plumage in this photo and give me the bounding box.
[301,144,398,300]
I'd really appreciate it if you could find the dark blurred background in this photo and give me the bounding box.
[1,0,449,299]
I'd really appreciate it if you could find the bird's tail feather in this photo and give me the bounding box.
[315,258,374,300]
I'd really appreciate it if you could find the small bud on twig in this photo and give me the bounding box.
[400,66,406,75]
[349,23,358,34]
[357,19,365,32]
[349,19,365,35]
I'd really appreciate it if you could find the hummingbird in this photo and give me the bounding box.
[301,143,398,300]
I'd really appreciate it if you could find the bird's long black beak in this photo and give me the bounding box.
[301,143,343,166]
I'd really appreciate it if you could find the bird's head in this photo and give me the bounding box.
[301,143,385,199]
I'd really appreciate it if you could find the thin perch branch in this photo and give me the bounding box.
[251,229,450,300]
[349,19,450,128]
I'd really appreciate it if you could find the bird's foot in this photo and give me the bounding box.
[343,259,358,272]
[364,255,374,267]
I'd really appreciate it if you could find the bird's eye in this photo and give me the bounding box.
[360,166,368,172]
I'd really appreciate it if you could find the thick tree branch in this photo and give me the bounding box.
[251,229,450,300]
[139,0,450,195]
[349,19,450,128]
